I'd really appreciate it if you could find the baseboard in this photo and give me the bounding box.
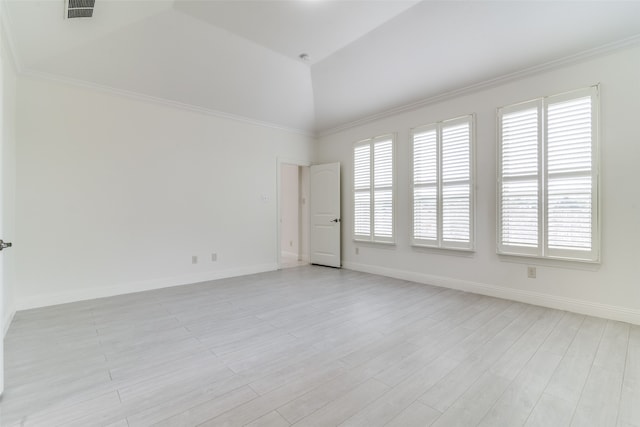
[343,261,640,326]
[3,307,15,337]
[281,251,299,259]
[15,263,279,311]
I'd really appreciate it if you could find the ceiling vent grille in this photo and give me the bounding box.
[65,0,95,19]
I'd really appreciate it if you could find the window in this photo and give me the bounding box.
[353,134,394,243]
[498,86,599,262]
[411,115,474,250]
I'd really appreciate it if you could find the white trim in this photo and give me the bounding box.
[20,69,314,138]
[498,254,600,272]
[14,263,278,311]
[318,35,640,138]
[343,261,640,326]
[3,307,15,337]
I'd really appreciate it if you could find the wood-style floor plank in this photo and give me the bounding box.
[524,316,606,427]
[384,401,441,427]
[1,266,637,427]
[570,320,630,427]
[618,325,640,427]
[245,411,291,427]
[477,312,582,427]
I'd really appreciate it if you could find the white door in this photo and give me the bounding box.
[310,163,341,267]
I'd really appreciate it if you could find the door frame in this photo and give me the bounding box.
[276,157,311,269]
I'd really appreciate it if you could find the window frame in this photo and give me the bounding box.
[352,134,396,244]
[410,115,475,251]
[497,85,600,263]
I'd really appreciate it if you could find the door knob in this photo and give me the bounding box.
[0,240,12,251]
[331,218,341,223]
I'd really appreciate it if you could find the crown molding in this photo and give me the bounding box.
[318,34,640,138]
[21,69,316,137]
[0,1,315,137]
[4,3,639,142]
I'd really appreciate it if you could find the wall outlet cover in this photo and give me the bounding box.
[527,266,536,279]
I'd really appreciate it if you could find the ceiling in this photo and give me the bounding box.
[4,1,640,134]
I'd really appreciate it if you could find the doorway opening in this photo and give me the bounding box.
[278,162,310,269]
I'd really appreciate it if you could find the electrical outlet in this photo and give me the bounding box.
[192,255,198,264]
[211,253,217,262]
[527,266,536,279]
[355,247,359,255]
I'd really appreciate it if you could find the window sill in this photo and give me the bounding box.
[411,244,475,258]
[353,239,396,247]
[498,252,601,271]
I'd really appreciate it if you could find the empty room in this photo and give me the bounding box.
[1,0,639,426]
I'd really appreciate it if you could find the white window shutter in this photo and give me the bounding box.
[546,176,592,250]
[373,138,394,240]
[353,135,394,243]
[498,86,599,262]
[411,116,474,250]
[498,104,541,254]
[353,144,371,238]
[545,91,597,260]
[412,127,437,243]
[442,121,471,245]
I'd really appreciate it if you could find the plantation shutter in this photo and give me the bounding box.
[442,119,472,248]
[353,144,371,239]
[498,101,542,255]
[498,86,599,262]
[373,138,394,240]
[545,88,598,260]
[411,116,474,250]
[412,126,438,244]
[353,135,394,243]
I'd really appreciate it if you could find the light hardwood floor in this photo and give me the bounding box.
[1,266,638,426]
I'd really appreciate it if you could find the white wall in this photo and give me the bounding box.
[280,163,299,258]
[2,13,17,335]
[317,45,640,324]
[1,3,18,395]
[15,76,314,309]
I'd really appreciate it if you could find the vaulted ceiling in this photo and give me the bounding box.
[4,1,640,134]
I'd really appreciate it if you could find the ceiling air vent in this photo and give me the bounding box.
[65,0,95,19]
